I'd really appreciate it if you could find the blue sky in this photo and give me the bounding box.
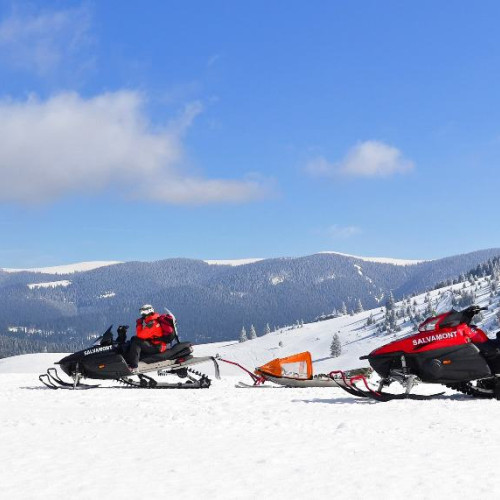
[1,0,500,267]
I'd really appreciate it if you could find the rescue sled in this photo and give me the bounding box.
[220,352,341,388]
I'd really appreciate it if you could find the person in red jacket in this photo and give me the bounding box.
[127,304,176,370]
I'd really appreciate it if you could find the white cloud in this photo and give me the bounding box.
[325,225,361,239]
[0,91,270,205]
[0,5,93,76]
[148,177,266,204]
[306,140,414,178]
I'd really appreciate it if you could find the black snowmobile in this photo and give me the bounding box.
[39,325,220,390]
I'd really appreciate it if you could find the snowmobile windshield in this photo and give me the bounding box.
[439,306,484,328]
[436,309,462,328]
[90,325,114,346]
[91,335,104,347]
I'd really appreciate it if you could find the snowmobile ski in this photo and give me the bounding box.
[330,371,444,402]
[329,370,376,398]
[39,367,101,390]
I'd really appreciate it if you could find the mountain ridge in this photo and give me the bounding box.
[1,248,500,352]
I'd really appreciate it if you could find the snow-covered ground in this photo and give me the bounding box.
[2,274,500,499]
[1,361,499,500]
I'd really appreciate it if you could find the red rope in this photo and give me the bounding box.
[218,358,266,385]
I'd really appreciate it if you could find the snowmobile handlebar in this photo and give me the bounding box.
[466,305,488,314]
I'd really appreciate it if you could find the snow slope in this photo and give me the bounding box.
[2,276,500,499]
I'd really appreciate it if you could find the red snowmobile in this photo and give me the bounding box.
[333,305,500,401]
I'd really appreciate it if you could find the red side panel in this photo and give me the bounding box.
[371,325,489,357]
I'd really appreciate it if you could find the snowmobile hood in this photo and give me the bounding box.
[364,324,488,359]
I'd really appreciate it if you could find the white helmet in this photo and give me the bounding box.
[140,304,155,317]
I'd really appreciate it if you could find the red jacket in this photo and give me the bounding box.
[136,313,175,352]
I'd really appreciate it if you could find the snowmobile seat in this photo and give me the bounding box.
[140,342,193,364]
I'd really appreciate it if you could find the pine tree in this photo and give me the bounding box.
[249,324,257,339]
[366,313,375,326]
[386,291,395,311]
[330,333,341,357]
[239,326,248,343]
[341,302,348,315]
[264,323,271,335]
[355,299,364,313]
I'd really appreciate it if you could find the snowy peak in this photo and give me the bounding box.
[1,261,122,275]
[205,253,426,266]
[204,258,264,266]
[318,251,427,266]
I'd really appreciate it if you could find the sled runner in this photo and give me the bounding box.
[39,325,220,390]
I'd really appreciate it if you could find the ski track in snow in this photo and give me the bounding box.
[1,371,500,500]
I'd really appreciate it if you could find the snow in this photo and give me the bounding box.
[1,359,499,499]
[0,353,63,373]
[319,251,427,265]
[1,254,424,274]
[1,261,122,274]
[204,258,264,266]
[204,253,425,267]
[270,274,286,285]
[27,280,71,289]
[2,277,500,498]
[99,291,116,299]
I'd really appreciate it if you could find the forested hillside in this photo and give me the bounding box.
[2,248,500,357]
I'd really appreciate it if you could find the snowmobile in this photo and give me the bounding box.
[332,304,500,401]
[39,325,220,390]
